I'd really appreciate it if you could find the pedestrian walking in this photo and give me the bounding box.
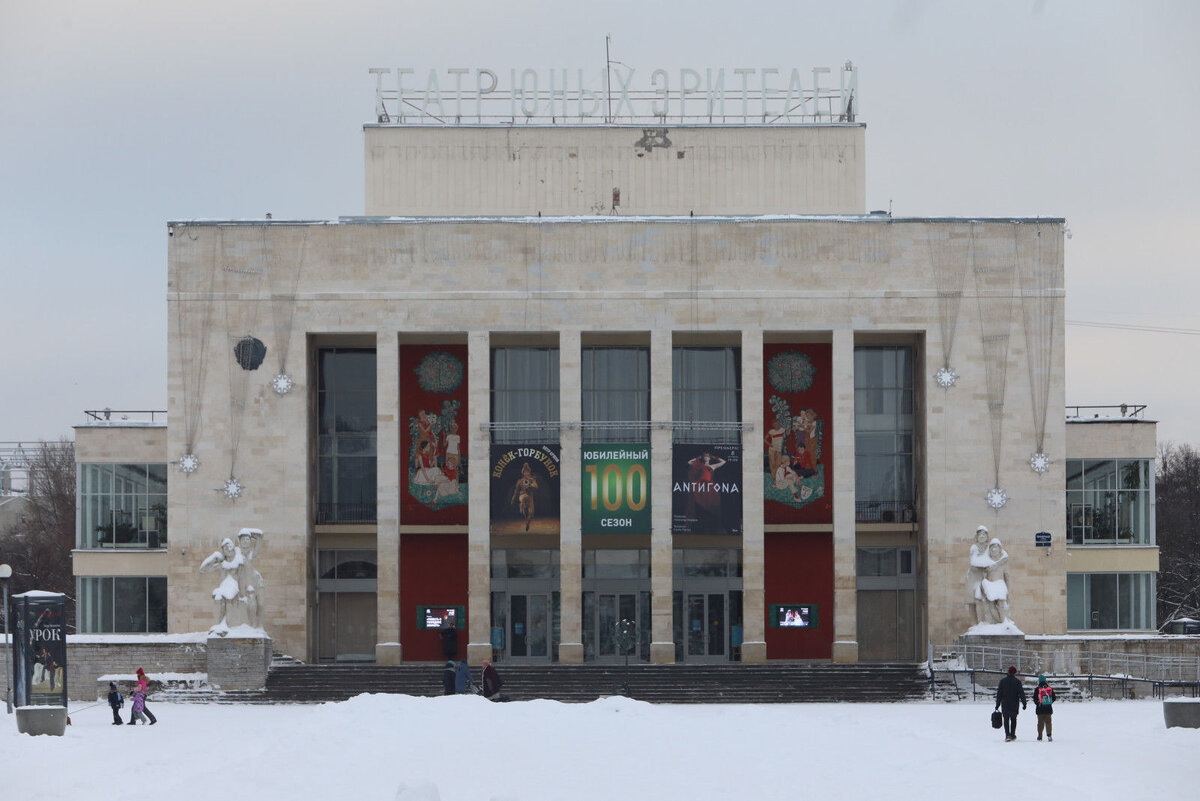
[129,667,157,725]
[107,682,124,725]
[1033,674,1056,742]
[129,688,150,725]
[994,666,1027,741]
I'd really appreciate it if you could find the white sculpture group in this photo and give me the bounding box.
[966,525,1012,626]
[199,527,265,635]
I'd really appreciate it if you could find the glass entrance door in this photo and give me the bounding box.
[509,593,551,660]
[685,592,727,661]
[583,591,651,662]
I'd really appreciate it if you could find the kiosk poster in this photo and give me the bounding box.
[401,345,469,526]
[581,443,651,534]
[12,591,68,706]
[763,343,833,524]
[490,444,561,534]
[671,443,742,535]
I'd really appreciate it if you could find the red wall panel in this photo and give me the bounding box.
[399,534,469,661]
[764,532,834,660]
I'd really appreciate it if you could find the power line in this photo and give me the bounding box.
[1067,320,1200,337]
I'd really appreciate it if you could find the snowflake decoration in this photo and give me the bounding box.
[767,351,816,393]
[221,477,244,500]
[271,373,294,395]
[415,351,464,394]
[179,453,200,474]
[1029,452,1050,473]
[935,366,959,388]
[986,487,1008,510]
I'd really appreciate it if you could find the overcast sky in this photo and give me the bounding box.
[2,1,1197,448]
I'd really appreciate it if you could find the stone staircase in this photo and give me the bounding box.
[157,661,930,705]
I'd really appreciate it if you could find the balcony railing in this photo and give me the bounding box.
[316,502,377,525]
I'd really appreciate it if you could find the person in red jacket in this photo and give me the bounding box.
[130,667,157,725]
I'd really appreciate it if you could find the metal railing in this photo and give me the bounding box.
[83,409,168,424]
[932,642,1200,685]
[1065,404,1147,420]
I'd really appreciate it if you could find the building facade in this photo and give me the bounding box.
[71,113,1158,665]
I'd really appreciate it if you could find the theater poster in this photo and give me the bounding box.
[763,343,832,524]
[671,443,742,535]
[401,345,468,526]
[12,591,68,706]
[490,444,561,534]
[581,443,651,534]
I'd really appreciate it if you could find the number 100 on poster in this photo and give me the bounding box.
[582,444,651,534]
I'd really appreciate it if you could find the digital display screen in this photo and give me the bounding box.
[421,606,457,630]
[771,604,818,628]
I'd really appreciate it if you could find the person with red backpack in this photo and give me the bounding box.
[1034,674,1056,742]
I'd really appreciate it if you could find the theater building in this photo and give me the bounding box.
[71,68,1159,667]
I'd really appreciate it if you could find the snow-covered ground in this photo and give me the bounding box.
[2,695,1193,800]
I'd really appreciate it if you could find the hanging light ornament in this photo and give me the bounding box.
[986,487,1008,510]
[934,366,959,388]
[221,477,244,500]
[179,453,200,474]
[271,373,294,395]
[1029,452,1050,474]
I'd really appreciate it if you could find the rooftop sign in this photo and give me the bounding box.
[369,63,858,125]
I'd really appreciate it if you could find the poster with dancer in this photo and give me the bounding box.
[401,345,469,526]
[763,343,832,525]
[490,444,561,534]
[671,443,742,535]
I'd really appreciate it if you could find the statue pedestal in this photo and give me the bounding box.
[207,636,272,690]
[16,706,68,736]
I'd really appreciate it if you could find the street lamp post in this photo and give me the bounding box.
[0,563,12,713]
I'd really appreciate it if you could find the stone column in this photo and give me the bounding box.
[740,328,767,663]
[831,328,859,663]
[375,333,402,664]
[649,328,675,663]
[558,329,584,663]
[466,331,494,664]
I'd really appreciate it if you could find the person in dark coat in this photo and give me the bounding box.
[440,621,458,660]
[455,659,472,694]
[481,659,503,700]
[994,665,1027,741]
[107,682,124,725]
[441,660,457,695]
[1033,674,1056,742]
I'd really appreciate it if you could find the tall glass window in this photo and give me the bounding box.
[1066,459,1153,545]
[317,348,377,524]
[582,347,650,442]
[672,346,741,443]
[1067,572,1155,630]
[491,347,560,444]
[77,576,168,632]
[854,346,915,522]
[77,463,168,548]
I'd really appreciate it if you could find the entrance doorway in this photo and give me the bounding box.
[583,591,651,662]
[674,589,742,662]
[489,549,561,663]
[316,549,377,662]
[856,547,919,661]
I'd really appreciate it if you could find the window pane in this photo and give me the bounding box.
[147,577,168,632]
[1067,574,1087,629]
[1088,574,1118,629]
[114,577,148,633]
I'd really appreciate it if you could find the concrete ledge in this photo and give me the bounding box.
[558,642,584,665]
[376,643,402,665]
[740,641,767,664]
[1164,699,1200,729]
[650,641,675,664]
[832,640,859,664]
[16,706,68,736]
